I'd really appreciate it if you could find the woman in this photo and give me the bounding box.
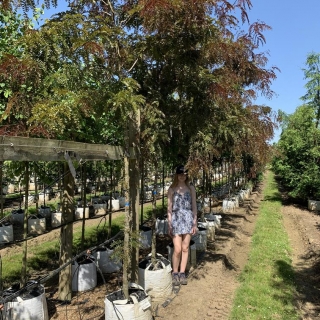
[167,164,197,285]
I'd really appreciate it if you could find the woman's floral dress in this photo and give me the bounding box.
[171,190,193,235]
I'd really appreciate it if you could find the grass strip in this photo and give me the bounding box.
[229,171,299,320]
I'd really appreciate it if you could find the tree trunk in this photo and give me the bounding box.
[151,164,158,266]
[20,161,29,286]
[0,161,3,219]
[123,109,140,298]
[129,110,140,283]
[58,162,74,301]
[140,157,145,225]
[81,163,87,251]
[123,156,130,299]
[108,163,113,239]
[34,171,38,212]
[162,163,165,213]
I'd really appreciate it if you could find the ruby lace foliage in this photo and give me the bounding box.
[1,0,278,175]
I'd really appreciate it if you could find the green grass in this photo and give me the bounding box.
[229,171,299,320]
[1,200,160,287]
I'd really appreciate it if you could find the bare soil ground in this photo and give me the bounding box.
[2,178,320,319]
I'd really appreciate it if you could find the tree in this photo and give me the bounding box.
[130,0,278,176]
[272,105,320,200]
[273,52,320,201]
[0,8,37,129]
[301,52,320,128]
[3,0,280,301]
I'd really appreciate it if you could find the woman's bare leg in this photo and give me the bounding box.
[179,234,191,273]
[172,235,182,273]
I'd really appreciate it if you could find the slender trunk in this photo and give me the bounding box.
[20,161,29,286]
[0,162,3,219]
[162,163,165,214]
[209,168,212,211]
[315,89,320,129]
[129,110,140,283]
[34,171,38,212]
[140,157,144,225]
[81,163,87,251]
[151,164,158,265]
[122,156,130,299]
[108,163,113,239]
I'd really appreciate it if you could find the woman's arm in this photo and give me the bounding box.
[190,185,197,227]
[167,187,173,235]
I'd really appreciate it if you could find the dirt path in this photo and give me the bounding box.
[157,184,320,320]
[156,188,262,320]
[282,204,320,319]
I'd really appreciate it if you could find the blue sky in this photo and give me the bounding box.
[246,0,320,142]
[38,1,320,143]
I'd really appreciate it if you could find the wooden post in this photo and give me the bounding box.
[20,161,29,286]
[0,161,3,219]
[58,162,74,301]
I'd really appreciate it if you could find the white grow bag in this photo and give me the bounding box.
[110,198,120,211]
[118,196,126,208]
[155,217,168,235]
[105,283,152,320]
[28,215,46,235]
[75,206,90,220]
[308,199,320,211]
[93,247,122,274]
[3,283,49,320]
[204,214,221,228]
[0,223,13,243]
[92,201,107,211]
[139,226,152,249]
[239,189,249,201]
[191,226,207,251]
[222,198,236,212]
[138,254,172,306]
[203,197,210,208]
[23,193,49,204]
[198,220,215,241]
[72,257,97,292]
[11,209,24,225]
[38,206,51,219]
[51,212,62,228]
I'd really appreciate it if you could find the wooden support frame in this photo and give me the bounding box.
[0,135,127,301]
[0,136,125,161]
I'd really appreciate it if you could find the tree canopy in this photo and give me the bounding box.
[0,0,278,176]
[273,52,320,201]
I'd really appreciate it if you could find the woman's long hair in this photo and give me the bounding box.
[170,174,191,190]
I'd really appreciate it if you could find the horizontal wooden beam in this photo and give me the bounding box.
[0,136,126,161]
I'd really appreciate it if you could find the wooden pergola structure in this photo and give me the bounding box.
[0,122,140,301]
